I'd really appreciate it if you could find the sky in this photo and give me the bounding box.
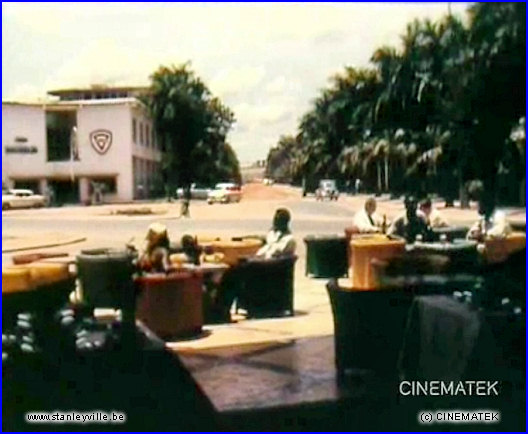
[2,2,470,165]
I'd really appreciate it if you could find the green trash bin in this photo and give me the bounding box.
[76,249,136,311]
[304,235,348,278]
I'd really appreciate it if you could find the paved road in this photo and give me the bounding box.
[1,197,356,264]
[3,185,521,264]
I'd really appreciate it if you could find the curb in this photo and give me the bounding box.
[2,236,87,254]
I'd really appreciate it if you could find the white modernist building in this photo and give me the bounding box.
[2,86,162,204]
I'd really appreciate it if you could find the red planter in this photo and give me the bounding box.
[135,272,204,339]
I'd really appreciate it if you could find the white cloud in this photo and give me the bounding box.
[3,2,471,163]
[43,39,156,91]
[209,66,266,99]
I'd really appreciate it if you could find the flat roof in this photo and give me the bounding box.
[3,98,141,109]
[52,97,139,106]
[2,101,46,107]
[48,85,148,96]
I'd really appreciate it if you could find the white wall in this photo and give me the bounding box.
[2,104,47,186]
[76,104,134,201]
[3,103,136,201]
[2,101,163,202]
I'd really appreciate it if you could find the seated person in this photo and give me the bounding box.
[352,197,382,233]
[467,193,513,242]
[138,223,171,272]
[255,208,296,259]
[213,208,296,322]
[388,196,432,242]
[180,234,202,265]
[418,198,448,228]
[467,210,512,241]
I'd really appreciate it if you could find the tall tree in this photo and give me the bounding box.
[467,2,525,207]
[142,63,236,204]
[271,3,525,207]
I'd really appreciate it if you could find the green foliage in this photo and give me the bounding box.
[141,63,238,192]
[267,2,525,206]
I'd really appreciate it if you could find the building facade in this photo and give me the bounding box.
[2,86,162,204]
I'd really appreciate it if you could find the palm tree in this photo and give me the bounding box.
[142,64,235,207]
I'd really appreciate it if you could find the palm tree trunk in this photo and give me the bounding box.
[520,178,525,206]
[377,161,382,194]
[384,155,389,192]
[458,172,469,209]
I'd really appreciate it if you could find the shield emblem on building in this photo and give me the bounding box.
[90,129,112,155]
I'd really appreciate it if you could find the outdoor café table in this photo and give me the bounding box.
[135,270,204,339]
[35,256,78,276]
[483,232,525,264]
[176,334,395,431]
[349,236,406,289]
[209,238,263,266]
[399,295,525,383]
[2,263,75,338]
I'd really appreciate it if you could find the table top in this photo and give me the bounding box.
[135,270,198,283]
[432,225,469,233]
[178,336,364,413]
[182,262,229,272]
[304,234,347,241]
[350,236,405,248]
[35,256,78,265]
[406,240,478,252]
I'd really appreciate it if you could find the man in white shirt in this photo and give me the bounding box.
[352,197,382,233]
[467,210,512,241]
[418,198,448,228]
[256,208,296,258]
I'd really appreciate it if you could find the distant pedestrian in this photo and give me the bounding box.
[355,178,361,195]
[46,186,55,207]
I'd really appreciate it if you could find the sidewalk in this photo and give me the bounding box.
[168,256,336,353]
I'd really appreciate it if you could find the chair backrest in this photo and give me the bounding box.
[326,280,412,375]
[237,255,297,317]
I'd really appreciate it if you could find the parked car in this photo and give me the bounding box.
[315,179,339,201]
[175,184,211,200]
[2,189,47,210]
[207,183,242,204]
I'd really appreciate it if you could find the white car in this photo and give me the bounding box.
[2,189,47,210]
[175,184,212,200]
[315,179,339,201]
[207,183,242,204]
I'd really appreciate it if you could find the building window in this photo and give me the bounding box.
[139,122,144,146]
[152,129,156,149]
[145,125,150,147]
[14,180,40,193]
[132,118,137,144]
[46,110,77,162]
[90,177,117,194]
